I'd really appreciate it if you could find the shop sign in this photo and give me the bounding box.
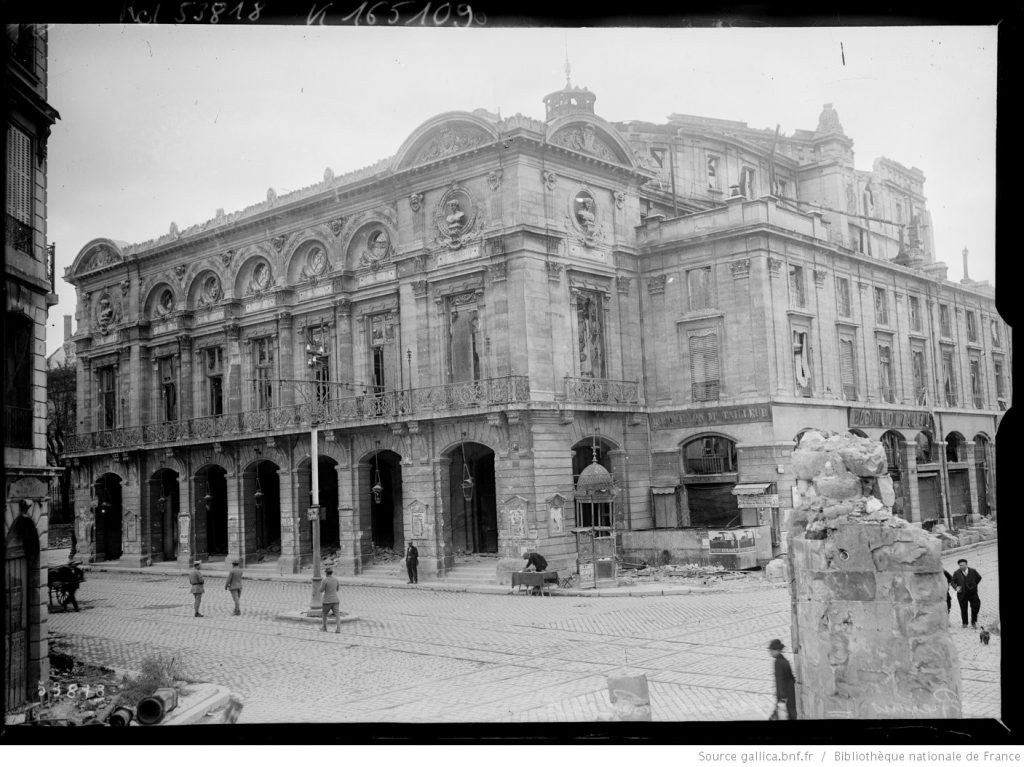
[849,408,932,430]
[651,403,772,430]
[736,494,779,508]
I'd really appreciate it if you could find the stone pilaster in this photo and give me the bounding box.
[120,458,145,566]
[278,468,302,573]
[277,312,294,406]
[335,462,361,575]
[178,334,194,422]
[226,470,244,566]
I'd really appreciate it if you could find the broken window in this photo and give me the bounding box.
[839,337,857,400]
[576,291,606,379]
[836,277,851,318]
[877,344,894,403]
[793,329,812,397]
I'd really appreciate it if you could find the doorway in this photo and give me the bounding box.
[450,441,496,554]
[196,465,229,559]
[369,450,403,551]
[5,518,38,710]
[95,473,123,561]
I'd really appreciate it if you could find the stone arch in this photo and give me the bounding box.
[945,431,967,463]
[391,111,500,172]
[185,266,228,310]
[285,234,334,285]
[680,432,739,475]
[233,443,288,474]
[69,237,129,278]
[545,114,638,167]
[914,430,935,465]
[187,446,236,478]
[234,250,278,299]
[434,420,501,459]
[142,281,179,320]
[295,435,348,469]
[794,427,818,444]
[345,218,398,274]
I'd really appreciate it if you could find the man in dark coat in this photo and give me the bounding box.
[769,639,797,720]
[405,542,419,584]
[225,560,243,615]
[951,558,982,628]
[521,551,548,595]
[188,561,205,617]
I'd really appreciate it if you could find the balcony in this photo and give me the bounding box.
[6,214,32,255]
[5,406,32,448]
[564,376,641,406]
[64,376,531,455]
[685,455,735,475]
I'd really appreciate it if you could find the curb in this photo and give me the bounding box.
[274,612,361,625]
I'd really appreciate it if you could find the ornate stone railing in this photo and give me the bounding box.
[564,376,640,406]
[63,376,531,454]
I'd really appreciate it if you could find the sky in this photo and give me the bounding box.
[43,24,997,355]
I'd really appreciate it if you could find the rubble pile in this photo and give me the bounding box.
[789,430,962,719]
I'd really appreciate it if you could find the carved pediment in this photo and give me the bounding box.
[412,125,490,165]
[549,124,620,163]
[82,244,123,273]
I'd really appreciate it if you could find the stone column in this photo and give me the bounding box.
[178,334,194,422]
[335,462,360,575]
[176,467,194,567]
[964,443,980,525]
[903,446,920,525]
[278,468,301,573]
[400,459,443,577]
[277,312,294,406]
[226,470,243,566]
[120,458,144,566]
[789,430,961,719]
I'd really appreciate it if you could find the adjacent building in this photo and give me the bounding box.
[61,76,1005,584]
[5,23,60,711]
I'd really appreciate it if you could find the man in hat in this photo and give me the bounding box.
[225,559,243,615]
[951,558,983,628]
[405,541,419,584]
[188,561,205,617]
[319,567,342,633]
[768,639,797,720]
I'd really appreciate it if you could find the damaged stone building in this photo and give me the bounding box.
[61,76,1006,582]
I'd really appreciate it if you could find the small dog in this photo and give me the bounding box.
[979,628,991,645]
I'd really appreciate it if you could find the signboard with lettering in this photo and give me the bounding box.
[735,494,779,508]
[651,404,772,430]
[848,408,933,431]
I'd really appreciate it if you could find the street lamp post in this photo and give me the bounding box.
[306,322,327,616]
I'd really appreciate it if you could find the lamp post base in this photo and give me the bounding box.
[308,575,323,615]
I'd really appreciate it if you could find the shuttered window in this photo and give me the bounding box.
[942,350,957,406]
[909,296,922,333]
[839,338,857,400]
[6,126,32,225]
[878,344,894,403]
[912,349,927,405]
[689,330,719,401]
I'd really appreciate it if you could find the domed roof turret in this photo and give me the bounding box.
[543,60,596,122]
[575,453,617,501]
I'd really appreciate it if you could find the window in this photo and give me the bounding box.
[855,226,871,256]
[941,349,957,407]
[991,320,1002,348]
[994,360,1006,408]
[895,201,903,224]
[306,325,331,403]
[873,287,888,325]
[4,312,32,447]
[862,189,873,215]
[912,348,928,406]
[687,266,714,311]
[689,330,720,401]
[915,432,933,465]
[836,277,851,318]
[909,296,922,333]
[793,329,812,396]
[877,343,895,403]
[839,336,857,400]
[739,167,756,198]
[370,311,400,392]
[6,124,33,255]
[970,358,983,408]
[205,347,224,416]
[159,356,177,422]
[98,365,117,429]
[966,311,978,343]
[706,155,720,189]
[576,291,605,379]
[939,304,952,337]
[789,265,806,308]
[252,337,274,410]
[683,436,737,475]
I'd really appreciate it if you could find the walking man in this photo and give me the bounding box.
[188,561,205,618]
[319,567,342,633]
[768,639,797,721]
[951,558,983,628]
[225,559,243,615]
[405,541,419,584]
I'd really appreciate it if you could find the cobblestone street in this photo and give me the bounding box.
[45,542,1000,724]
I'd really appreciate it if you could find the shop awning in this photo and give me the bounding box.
[732,483,772,496]
[651,486,677,495]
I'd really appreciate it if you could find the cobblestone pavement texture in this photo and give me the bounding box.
[45,542,1001,724]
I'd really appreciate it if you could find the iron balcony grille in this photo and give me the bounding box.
[564,376,641,405]
[6,214,33,255]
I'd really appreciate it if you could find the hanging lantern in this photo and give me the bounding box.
[253,489,264,511]
[372,442,383,504]
[459,432,475,503]
[157,495,167,512]
[204,492,214,511]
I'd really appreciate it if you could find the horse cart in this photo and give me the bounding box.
[48,562,85,611]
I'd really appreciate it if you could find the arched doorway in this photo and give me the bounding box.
[94,473,123,561]
[914,431,940,529]
[242,460,280,558]
[945,431,971,528]
[195,465,228,560]
[449,441,496,554]
[299,456,339,550]
[880,430,907,517]
[368,449,403,551]
[974,434,991,517]
[5,517,40,709]
[151,469,179,562]
[681,434,740,527]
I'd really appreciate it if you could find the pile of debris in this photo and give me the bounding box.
[5,650,121,727]
[370,545,403,563]
[616,561,755,587]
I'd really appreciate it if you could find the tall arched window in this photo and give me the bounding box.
[682,435,737,476]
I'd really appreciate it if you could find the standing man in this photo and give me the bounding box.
[405,541,419,584]
[951,558,983,628]
[319,567,342,633]
[188,561,205,618]
[225,559,243,615]
[768,639,797,720]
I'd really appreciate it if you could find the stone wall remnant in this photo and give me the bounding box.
[789,430,961,719]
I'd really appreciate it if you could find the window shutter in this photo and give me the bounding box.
[6,126,32,224]
[839,339,856,399]
[689,330,719,400]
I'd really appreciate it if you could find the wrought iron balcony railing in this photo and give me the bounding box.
[6,214,32,255]
[564,376,641,406]
[64,376,531,454]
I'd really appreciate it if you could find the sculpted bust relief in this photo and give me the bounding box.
[445,199,466,235]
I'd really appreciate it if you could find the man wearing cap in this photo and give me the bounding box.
[319,567,342,633]
[951,558,983,628]
[188,561,205,618]
[768,639,797,720]
[225,560,243,616]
